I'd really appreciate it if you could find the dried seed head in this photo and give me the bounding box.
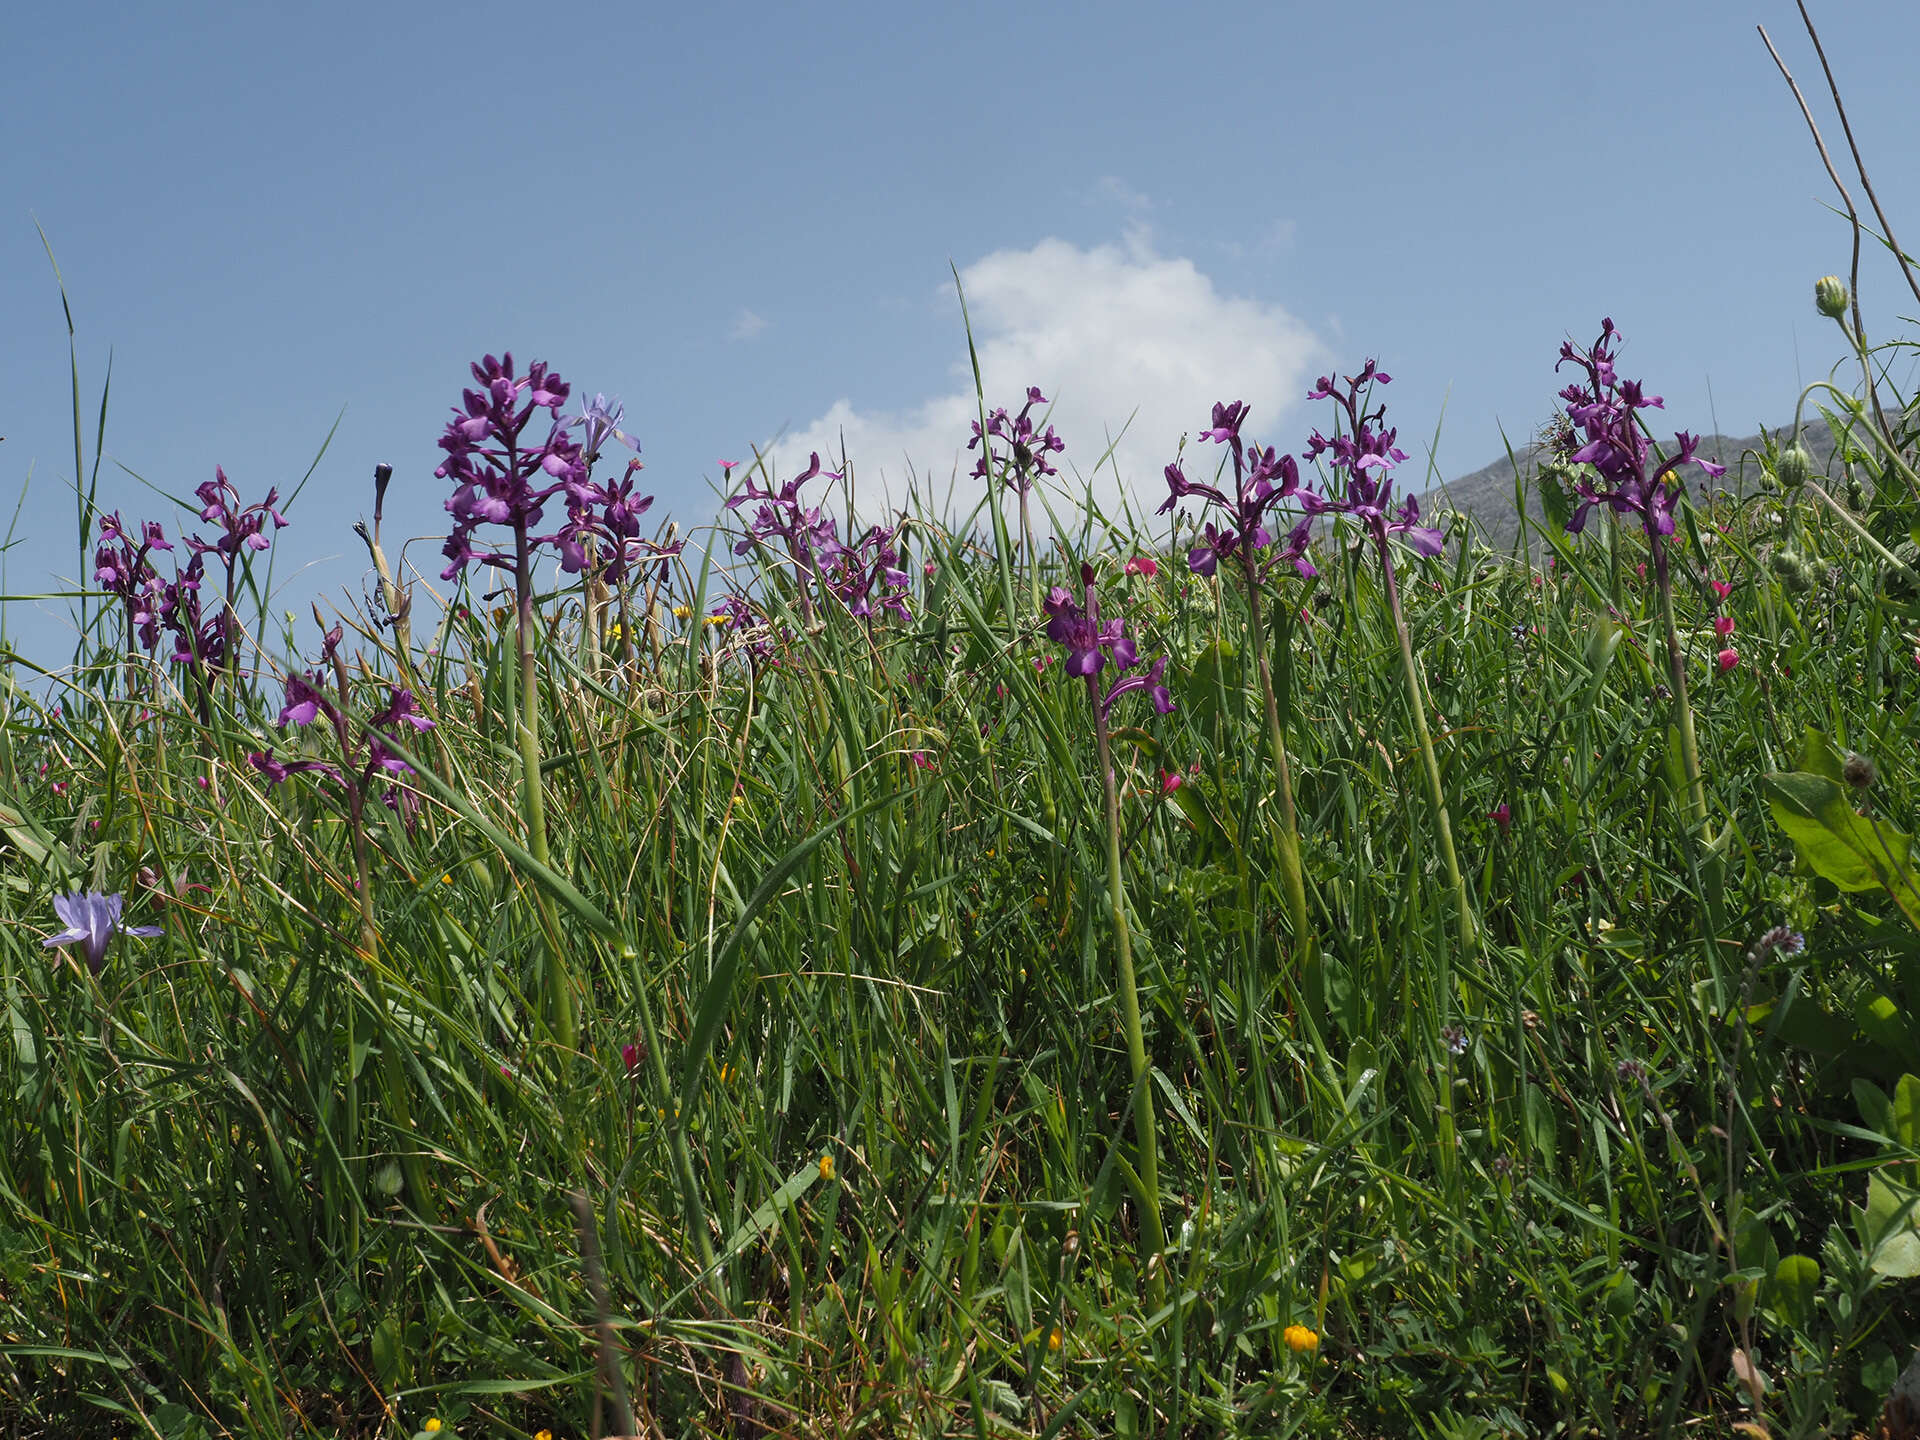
[1843,752,1876,790]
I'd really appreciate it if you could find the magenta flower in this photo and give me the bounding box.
[1043,564,1176,721]
[1298,363,1444,558]
[1552,320,1726,543]
[1161,401,1315,580]
[188,467,288,560]
[437,353,597,580]
[969,386,1065,495]
[94,511,173,651]
[42,891,162,976]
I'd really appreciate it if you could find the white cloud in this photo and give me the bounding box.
[731,307,768,340]
[1094,175,1152,212]
[764,233,1326,533]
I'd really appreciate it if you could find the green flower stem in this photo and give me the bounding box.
[1375,533,1476,958]
[1792,378,1920,500]
[1091,694,1165,1308]
[516,523,577,1054]
[626,946,717,1276]
[1652,540,1708,833]
[1238,556,1313,960]
[1802,478,1920,583]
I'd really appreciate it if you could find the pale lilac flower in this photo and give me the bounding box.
[42,891,162,976]
[568,393,642,464]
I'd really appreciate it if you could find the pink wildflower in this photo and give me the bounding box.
[1716,648,1740,673]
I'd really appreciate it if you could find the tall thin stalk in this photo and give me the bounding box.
[1374,538,1476,959]
[1238,555,1313,958]
[1091,692,1165,1307]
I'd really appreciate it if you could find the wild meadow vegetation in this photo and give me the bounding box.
[7,61,1920,1440]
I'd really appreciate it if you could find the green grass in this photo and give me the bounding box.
[4,321,1920,1440]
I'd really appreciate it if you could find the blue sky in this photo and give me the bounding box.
[6,1,1918,667]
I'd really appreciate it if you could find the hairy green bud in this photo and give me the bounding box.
[1774,443,1816,490]
[1770,547,1818,594]
[1815,275,1850,319]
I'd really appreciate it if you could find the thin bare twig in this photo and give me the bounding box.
[1796,0,1920,311]
[1756,21,1889,436]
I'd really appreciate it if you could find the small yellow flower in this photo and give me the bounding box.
[1046,1326,1063,1353]
[1283,1323,1320,1354]
[673,605,692,620]
[819,1153,836,1181]
[535,1431,553,1440]
[441,873,454,884]
[423,1422,444,1435]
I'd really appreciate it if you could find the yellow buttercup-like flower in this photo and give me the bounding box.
[1283,1323,1320,1353]
[819,1153,836,1181]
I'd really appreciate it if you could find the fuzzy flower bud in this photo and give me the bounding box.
[1843,752,1876,790]
[1815,275,1849,319]
[1770,547,1818,594]
[1774,443,1816,490]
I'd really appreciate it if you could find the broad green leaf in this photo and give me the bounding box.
[1796,726,1846,785]
[1766,1254,1821,1329]
[1895,1074,1920,1151]
[1859,1174,1920,1277]
[1856,1078,1896,1138]
[1764,771,1920,928]
[1858,994,1915,1060]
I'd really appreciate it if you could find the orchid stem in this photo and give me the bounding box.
[1240,558,1314,966]
[516,523,577,1054]
[1091,689,1165,1308]
[1375,532,1476,960]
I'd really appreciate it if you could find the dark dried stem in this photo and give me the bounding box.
[1756,22,1889,438]
[1795,0,1920,311]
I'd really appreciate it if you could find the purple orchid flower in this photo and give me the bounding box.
[969,387,1065,495]
[94,511,172,653]
[247,749,344,787]
[1043,564,1176,721]
[722,452,909,625]
[1298,362,1445,558]
[42,891,162,976]
[437,353,601,580]
[1161,401,1315,581]
[1553,319,1727,543]
[818,522,913,622]
[187,467,289,560]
